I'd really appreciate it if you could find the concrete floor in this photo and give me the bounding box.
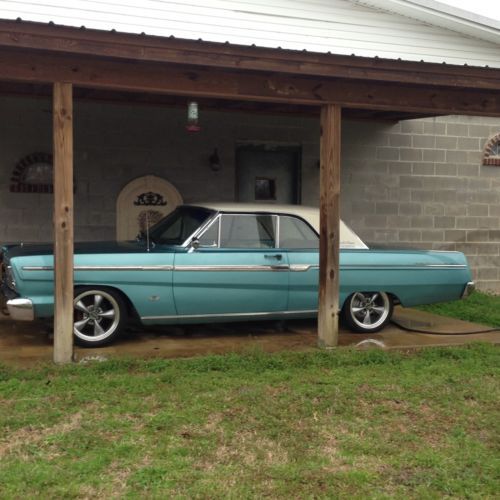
[0,307,498,366]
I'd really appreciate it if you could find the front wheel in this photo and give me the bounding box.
[343,291,393,333]
[73,288,127,347]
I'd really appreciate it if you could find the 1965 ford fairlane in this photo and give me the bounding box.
[1,203,474,347]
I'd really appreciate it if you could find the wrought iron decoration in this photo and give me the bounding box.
[133,191,168,206]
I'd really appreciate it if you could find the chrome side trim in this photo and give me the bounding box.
[424,264,468,268]
[76,265,174,271]
[6,298,34,321]
[341,264,467,270]
[290,264,319,272]
[142,309,318,321]
[22,266,55,271]
[22,263,465,272]
[174,264,289,272]
[22,265,174,271]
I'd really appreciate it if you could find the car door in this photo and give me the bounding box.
[173,213,289,317]
[279,215,319,312]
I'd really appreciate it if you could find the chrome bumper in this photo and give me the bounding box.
[6,298,35,321]
[461,281,475,299]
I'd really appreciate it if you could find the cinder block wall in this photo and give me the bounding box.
[0,96,319,242]
[0,96,499,292]
[340,117,500,293]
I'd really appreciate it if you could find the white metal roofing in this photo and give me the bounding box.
[1,0,499,68]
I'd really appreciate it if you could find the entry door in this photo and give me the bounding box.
[236,146,301,204]
[173,214,289,317]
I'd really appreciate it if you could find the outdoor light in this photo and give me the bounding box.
[186,101,201,132]
[209,148,221,171]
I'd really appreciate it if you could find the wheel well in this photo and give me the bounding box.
[74,285,140,320]
[341,291,401,309]
[387,292,401,305]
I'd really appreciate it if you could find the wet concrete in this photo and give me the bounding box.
[0,307,498,366]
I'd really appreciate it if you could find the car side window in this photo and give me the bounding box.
[279,216,319,249]
[220,214,276,248]
[197,218,220,247]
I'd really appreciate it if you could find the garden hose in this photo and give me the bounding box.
[390,319,500,336]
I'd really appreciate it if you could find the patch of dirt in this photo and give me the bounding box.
[0,409,86,458]
[197,425,289,472]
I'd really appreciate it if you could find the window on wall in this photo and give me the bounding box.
[10,153,54,193]
[482,133,500,166]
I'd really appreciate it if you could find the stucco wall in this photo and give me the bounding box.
[0,96,499,291]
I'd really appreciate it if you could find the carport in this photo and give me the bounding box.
[0,18,499,363]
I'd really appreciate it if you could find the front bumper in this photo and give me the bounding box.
[461,281,475,299]
[6,298,35,321]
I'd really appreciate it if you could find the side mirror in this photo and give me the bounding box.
[189,238,200,252]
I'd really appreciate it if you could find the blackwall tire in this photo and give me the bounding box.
[73,288,127,347]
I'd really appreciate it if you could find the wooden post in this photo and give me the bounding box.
[53,82,74,364]
[318,104,341,348]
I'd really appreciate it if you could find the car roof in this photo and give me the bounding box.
[186,202,368,249]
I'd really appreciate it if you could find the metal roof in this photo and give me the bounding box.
[0,0,499,67]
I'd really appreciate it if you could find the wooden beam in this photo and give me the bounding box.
[1,49,499,116]
[0,81,438,121]
[1,20,500,91]
[318,104,341,348]
[53,82,74,364]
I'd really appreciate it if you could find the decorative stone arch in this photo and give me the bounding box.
[482,132,500,166]
[116,175,183,240]
[10,152,54,193]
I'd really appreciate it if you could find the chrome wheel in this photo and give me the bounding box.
[344,291,393,332]
[73,289,124,346]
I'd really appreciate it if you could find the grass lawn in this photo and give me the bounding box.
[419,291,500,328]
[0,344,499,498]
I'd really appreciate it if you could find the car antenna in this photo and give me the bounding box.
[146,211,150,253]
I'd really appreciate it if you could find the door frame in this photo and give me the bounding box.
[235,143,302,204]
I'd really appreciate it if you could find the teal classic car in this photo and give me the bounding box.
[1,203,474,347]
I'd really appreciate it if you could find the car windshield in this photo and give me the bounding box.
[148,206,214,245]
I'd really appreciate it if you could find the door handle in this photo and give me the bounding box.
[264,254,283,260]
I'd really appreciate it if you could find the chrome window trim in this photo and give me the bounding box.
[179,209,219,248]
[141,309,318,321]
[192,214,221,248]
[276,215,280,249]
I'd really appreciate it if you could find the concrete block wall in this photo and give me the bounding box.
[1,96,499,291]
[340,116,500,293]
[0,96,319,242]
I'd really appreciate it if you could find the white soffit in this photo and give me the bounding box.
[0,0,499,68]
[353,0,500,45]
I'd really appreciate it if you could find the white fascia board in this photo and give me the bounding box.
[352,0,500,45]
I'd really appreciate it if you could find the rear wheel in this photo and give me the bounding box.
[343,291,393,333]
[73,288,126,347]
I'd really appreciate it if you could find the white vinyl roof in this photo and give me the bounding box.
[190,202,369,249]
[0,0,499,68]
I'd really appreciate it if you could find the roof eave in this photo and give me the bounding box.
[351,0,500,45]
